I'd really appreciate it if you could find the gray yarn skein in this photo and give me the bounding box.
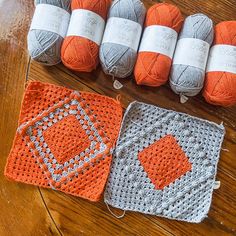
[27,0,71,65]
[99,0,146,78]
[170,14,214,97]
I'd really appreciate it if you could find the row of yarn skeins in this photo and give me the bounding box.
[139,12,236,107]
[28,0,236,107]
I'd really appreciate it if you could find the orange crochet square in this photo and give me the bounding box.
[43,115,91,164]
[4,81,123,201]
[138,135,192,190]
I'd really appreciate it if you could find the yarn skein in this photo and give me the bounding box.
[99,0,146,79]
[169,14,214,102]
[61,0,111,72]
[28,0,71,65]
[134,3,183,87]
[203,21,236,107]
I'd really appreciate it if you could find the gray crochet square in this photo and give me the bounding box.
[104,101,225,223]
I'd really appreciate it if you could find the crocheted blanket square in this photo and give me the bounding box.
[104,101,225,223]
[5,82,123,202]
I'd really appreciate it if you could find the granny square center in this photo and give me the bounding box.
[43,115,91,164]
[138,134,192,190]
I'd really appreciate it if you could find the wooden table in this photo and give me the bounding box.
[0,0,235,235]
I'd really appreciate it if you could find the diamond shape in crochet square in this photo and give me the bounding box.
[43,115,91,164]
[138,135,192,190]
[5,82,123,202]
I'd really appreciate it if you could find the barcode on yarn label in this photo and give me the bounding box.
[30,4,70,38]
[139,25,178,59]
[66,9,105,45]
[206,45,236,74]
[102,17,142,52]
[173,38,210,71]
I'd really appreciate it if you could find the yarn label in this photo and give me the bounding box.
[101,17,142,52]
[206,45,236,74]
[139,25,178,59]
[173,38,210,71]
[66,9,105,45]
[30,4,70,38]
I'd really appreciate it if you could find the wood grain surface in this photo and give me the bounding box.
[0,0,235,235]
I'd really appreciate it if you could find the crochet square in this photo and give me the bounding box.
[105,102,225,223]
[138,135,192,190]
[5,82,123,201]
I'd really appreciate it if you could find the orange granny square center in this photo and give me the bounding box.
[138,134,192,190]
[43,115,91,164]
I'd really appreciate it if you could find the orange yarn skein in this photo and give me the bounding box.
[134,3,183,87]
[61,0,111,72]
[203,21,236,107]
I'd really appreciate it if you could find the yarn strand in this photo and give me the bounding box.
[105,201,126,219]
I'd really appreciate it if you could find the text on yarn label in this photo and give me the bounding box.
[30,4,70,38]
[101,17,142,52]
[173,38,210,71]
[139,25,178,59]
[66,9,105,45]
[206,45,236,74]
